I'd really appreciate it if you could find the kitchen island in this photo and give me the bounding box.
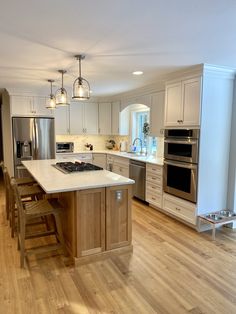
[22,159,134,264]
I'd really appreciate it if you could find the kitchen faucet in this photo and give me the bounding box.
[132,137,143,154]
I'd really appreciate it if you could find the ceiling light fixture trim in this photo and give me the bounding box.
[55,70,70,106]
[46,79,56,109]
[72,54,90,100]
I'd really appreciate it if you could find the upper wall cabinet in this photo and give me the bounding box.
[11,95,54,117]
[149,91,165,137]
[98,102,111,135]
[84,102,98,134]
[55,106,70,135]
[56,101,98,135]
[111,101,120,135]
[164,77,201,127]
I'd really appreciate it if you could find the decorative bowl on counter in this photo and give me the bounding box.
[106,140,115,150]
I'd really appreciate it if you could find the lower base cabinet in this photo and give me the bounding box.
[106,185,132,250]
[60,185,132,259]
[76,188,106,257]
[163,193,196,225]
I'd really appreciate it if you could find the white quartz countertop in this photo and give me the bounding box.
[56,150,164,166]
[22,159,134,194]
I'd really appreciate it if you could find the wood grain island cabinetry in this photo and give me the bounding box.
[59,185,132,263]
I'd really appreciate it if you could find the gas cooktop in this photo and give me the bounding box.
[53,162,103,174]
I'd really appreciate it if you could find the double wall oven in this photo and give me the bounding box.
[163,129,200,203]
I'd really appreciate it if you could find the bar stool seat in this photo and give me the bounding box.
[15,177,36,186]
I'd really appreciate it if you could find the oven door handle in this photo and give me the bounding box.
[164,139,198,145]
[164,160,198,169]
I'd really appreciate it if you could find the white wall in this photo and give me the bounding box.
[227,80,236,212]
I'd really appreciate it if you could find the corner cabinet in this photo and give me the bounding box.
[11,95,54,117]
[164,77,201,127]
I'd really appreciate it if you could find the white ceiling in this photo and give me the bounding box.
[0,0,236,97]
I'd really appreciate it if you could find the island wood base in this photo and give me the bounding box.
[57,184,132,264]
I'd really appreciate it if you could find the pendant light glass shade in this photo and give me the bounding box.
[46,80,56,109]
[72,55,90,100]
[55,70,69,106]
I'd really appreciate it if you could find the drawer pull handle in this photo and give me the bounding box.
[152,197,156,200]
[175,207,181,211]
[152,177,156,180]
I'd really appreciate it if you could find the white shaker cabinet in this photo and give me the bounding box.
[70,102,84,134]
[55,106,70,135]
[84,102,98,134]
[149,91,165,137]
[98,103,111,135]
[164,77,201,127]
[92,153,107,169]
[111,101,120,135]
[65,102,98,135]
[11,95,54,117]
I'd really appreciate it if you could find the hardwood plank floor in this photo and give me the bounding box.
[0,179,236,314]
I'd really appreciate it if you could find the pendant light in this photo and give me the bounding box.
[55,70,70,106]
[46,79,56,109]
[72,55,90,100]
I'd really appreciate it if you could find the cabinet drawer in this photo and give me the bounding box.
[146,182,162,194]
[146,191,162,208]
[163,193,196,225]
[113,164,129,177]
[146,164,163,175]
[146,173,162,185]
[107,155,114,162]
[113,156,129,167]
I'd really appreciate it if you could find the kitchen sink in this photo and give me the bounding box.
[122,152,147,158]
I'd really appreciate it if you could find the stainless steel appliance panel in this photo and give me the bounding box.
[163,160,198,203]
[164,129,200,139]
[164,138,199,163]
[35,118,55,159]
[56,142,74,153]
[12,117,55,178]
[129,160,146,201]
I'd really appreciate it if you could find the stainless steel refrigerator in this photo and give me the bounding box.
[12,117,55,178]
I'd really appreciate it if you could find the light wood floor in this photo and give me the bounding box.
[0,180,236,314]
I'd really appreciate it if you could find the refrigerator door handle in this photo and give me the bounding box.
[34,119,39,159]
[32,119,37,159]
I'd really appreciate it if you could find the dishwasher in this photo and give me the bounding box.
[129,160,146,201]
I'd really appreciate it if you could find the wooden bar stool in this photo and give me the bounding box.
[0,161,36,220]
[4,168,45,237]
[11,178,67,268]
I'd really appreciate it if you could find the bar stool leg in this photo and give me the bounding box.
[20,215,26,268]
[53,213,67,256]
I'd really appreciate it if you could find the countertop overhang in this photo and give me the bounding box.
[22,159,134,194]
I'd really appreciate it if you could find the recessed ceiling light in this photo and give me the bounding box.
[132,71,143,75]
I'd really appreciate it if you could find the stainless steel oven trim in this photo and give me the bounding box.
[164,139,199,163]
[163,160,198,203]
[164,129,200,139]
